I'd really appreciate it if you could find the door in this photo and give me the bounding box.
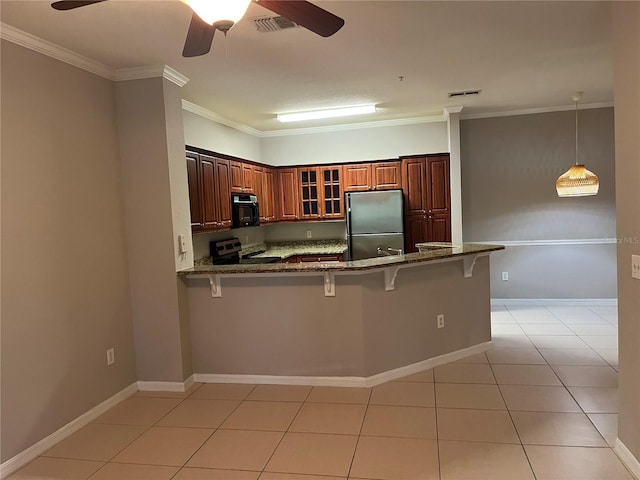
[320,166,344,219]
[427,155,451,215]
[402,157,428,216]
[186,153,203,231]
[262,167,278,223]
[298,167,321,219]
[429,214,451,242]
[241,163,255,194]
[229,160,244,193]
[199,155,219,230]
[405,215,427,253]
[372,161,401,190]
[349,233,405,260]
[278,168,299,221]
[343,163,371,191]
[214,158,232,229]
[347,190,404,235]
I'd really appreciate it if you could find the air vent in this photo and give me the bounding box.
[448,90,482,98]
[254,16,300,33]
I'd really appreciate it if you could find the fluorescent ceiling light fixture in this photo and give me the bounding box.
[277,105,377,123]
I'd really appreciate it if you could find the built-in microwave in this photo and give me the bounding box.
[231,193,260,228]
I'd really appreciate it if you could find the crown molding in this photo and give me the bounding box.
[0,22,114,80]
[182,100,263,137]
[115,65,189,87]
[461,102,614,120]
[444,106,464,115]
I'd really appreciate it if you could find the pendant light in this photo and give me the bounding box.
[181,0,252,32]
[556,92,599,197]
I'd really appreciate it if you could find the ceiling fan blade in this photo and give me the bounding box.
[256,0,344,37]
[51,0,107,11]
[182,12,216,57]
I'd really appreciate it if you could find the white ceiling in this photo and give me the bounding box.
[1,0,613,132]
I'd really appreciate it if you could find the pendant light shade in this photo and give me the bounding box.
[556,92,599,197]
[181,0,251,29]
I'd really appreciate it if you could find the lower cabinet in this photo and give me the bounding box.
[404,213,451,253]
[285,254,343,263]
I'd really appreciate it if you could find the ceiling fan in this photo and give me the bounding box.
[50,0,345,57]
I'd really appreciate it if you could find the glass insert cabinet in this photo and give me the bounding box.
[298,166,344,220]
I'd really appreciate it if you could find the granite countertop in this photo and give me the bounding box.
[249,240,347,259]
[180,243,504,275]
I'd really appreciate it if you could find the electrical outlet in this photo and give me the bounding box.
[632,255,640,280]
[178,234,187,254]
[306,230,312,239]
[502,272,509,281]
[437,314,445,329]
[106,348,115,366]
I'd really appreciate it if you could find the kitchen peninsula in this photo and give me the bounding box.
[180,243,503,386]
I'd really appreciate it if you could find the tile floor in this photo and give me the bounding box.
[9,304,633,480]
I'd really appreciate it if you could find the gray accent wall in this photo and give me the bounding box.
[461,108,617,298]
[0,41,137,461]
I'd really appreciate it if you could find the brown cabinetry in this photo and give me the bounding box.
[344,161,401,191]
[285,253,343,263]
[278,168,299,221]
[297,166,344,220]
[187,152,232,233]
[261,167,278,223]
[402,155,451,252]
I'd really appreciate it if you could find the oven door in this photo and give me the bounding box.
[232,194,260,228]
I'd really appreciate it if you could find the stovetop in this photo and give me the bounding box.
[210,238,281,265]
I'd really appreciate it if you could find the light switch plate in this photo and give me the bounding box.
[178,234,187,254]
[632,255,640,280]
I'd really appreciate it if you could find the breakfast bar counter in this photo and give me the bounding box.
[181,243,504,386]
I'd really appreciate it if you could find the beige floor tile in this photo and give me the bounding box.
[546,307,607,324]
[552,365,618,387]
[499,385,581,412]
[437,408,519,443]
[246,385,312,402]
[370,381,435,407]
[581,335,618,349]
[306,386,371,404]
[42,423,146,462]
[156,399,240,428]
[492,323,526,335]
[568,386,618,413]
[538,348,607,366]
[491,311,517,324]
[349,436,439,480]
[93,397,181,426]
[452,352,489,364]
[221,401,301,431]
[434,363,496,384]
[360,405,437,439]
[88,463,179,479]
[289,402,365,435]
[568,324,618,336]
[190,383,256,400]
[259,474,344,480]
[520,323,576,336]
[187,429,283,471]
[265,432,357,477]
[134,383,203,399]
[173,467,260,479]
[491,335,534,348]
[588,413,618,447]
[525,445,634,479]
[486,348,547,365]
[595,348,619,366]
[435,383,506,410]
[8,457,103,480]
[395,368,434,382]
[492,365,562,386]
[439,440,535,480]
[528,335,589,349]
[112,426,212,466]
[511,411,607,446]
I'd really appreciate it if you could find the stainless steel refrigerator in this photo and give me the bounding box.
[345,189,405,260]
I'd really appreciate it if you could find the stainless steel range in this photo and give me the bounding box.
[210,238,281,265]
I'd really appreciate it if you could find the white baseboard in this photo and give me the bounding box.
[492,298,618,307]
[615,438,640,479]
[0,382,138,479]
[137,374,195,392]
[194,341,492,388]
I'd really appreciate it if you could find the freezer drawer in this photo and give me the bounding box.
[349,233,405,260]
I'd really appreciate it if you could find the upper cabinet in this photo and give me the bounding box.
[344,161,402,192]
[187,152,232,233]
[278,168,299,221]
[297,166,344,220]
[260,167,278,223]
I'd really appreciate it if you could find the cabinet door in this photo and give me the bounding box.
[278,168,299,221]
[343,163,371,191]
[214,158,232,229]
[199,155,219,231]
[229,160,244,193]
[320,166,344,219]
[252,166,265,221]
[298,167,321,219]
[186,153,203,232]
[262,168,278,223]
[402,158,428,216]
[427,155,451,215]
[428,214,451,242]
[372,161,401,190]
[241,163,255,193]
[405,214,428,253]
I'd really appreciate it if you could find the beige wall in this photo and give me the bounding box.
[461,108,617,298]
[0,41,137,461]
[613,1,640,463]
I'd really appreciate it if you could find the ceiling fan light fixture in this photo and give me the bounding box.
[277,105,377,123]
[182,0,251,29]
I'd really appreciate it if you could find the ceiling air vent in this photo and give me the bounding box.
[448,90,482,98]
[254,16,300,33]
